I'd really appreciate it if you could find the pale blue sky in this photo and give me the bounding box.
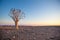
[0,0,60,25]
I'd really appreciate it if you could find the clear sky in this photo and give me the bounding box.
[0,0,60,26]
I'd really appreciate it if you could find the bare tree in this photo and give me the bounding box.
[9,8,25,29]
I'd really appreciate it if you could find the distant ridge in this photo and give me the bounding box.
[0,25,60,27]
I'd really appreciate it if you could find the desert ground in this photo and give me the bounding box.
[0,25,60,40]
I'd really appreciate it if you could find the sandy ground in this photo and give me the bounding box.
[0,26,60,40]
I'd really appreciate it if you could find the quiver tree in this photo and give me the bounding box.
[9,8,25,29]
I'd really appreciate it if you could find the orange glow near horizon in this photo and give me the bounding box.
[0,19,60,26]
[23,22,60,26]
[0,21,60,26]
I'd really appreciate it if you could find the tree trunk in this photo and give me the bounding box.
[15,21,18,30]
